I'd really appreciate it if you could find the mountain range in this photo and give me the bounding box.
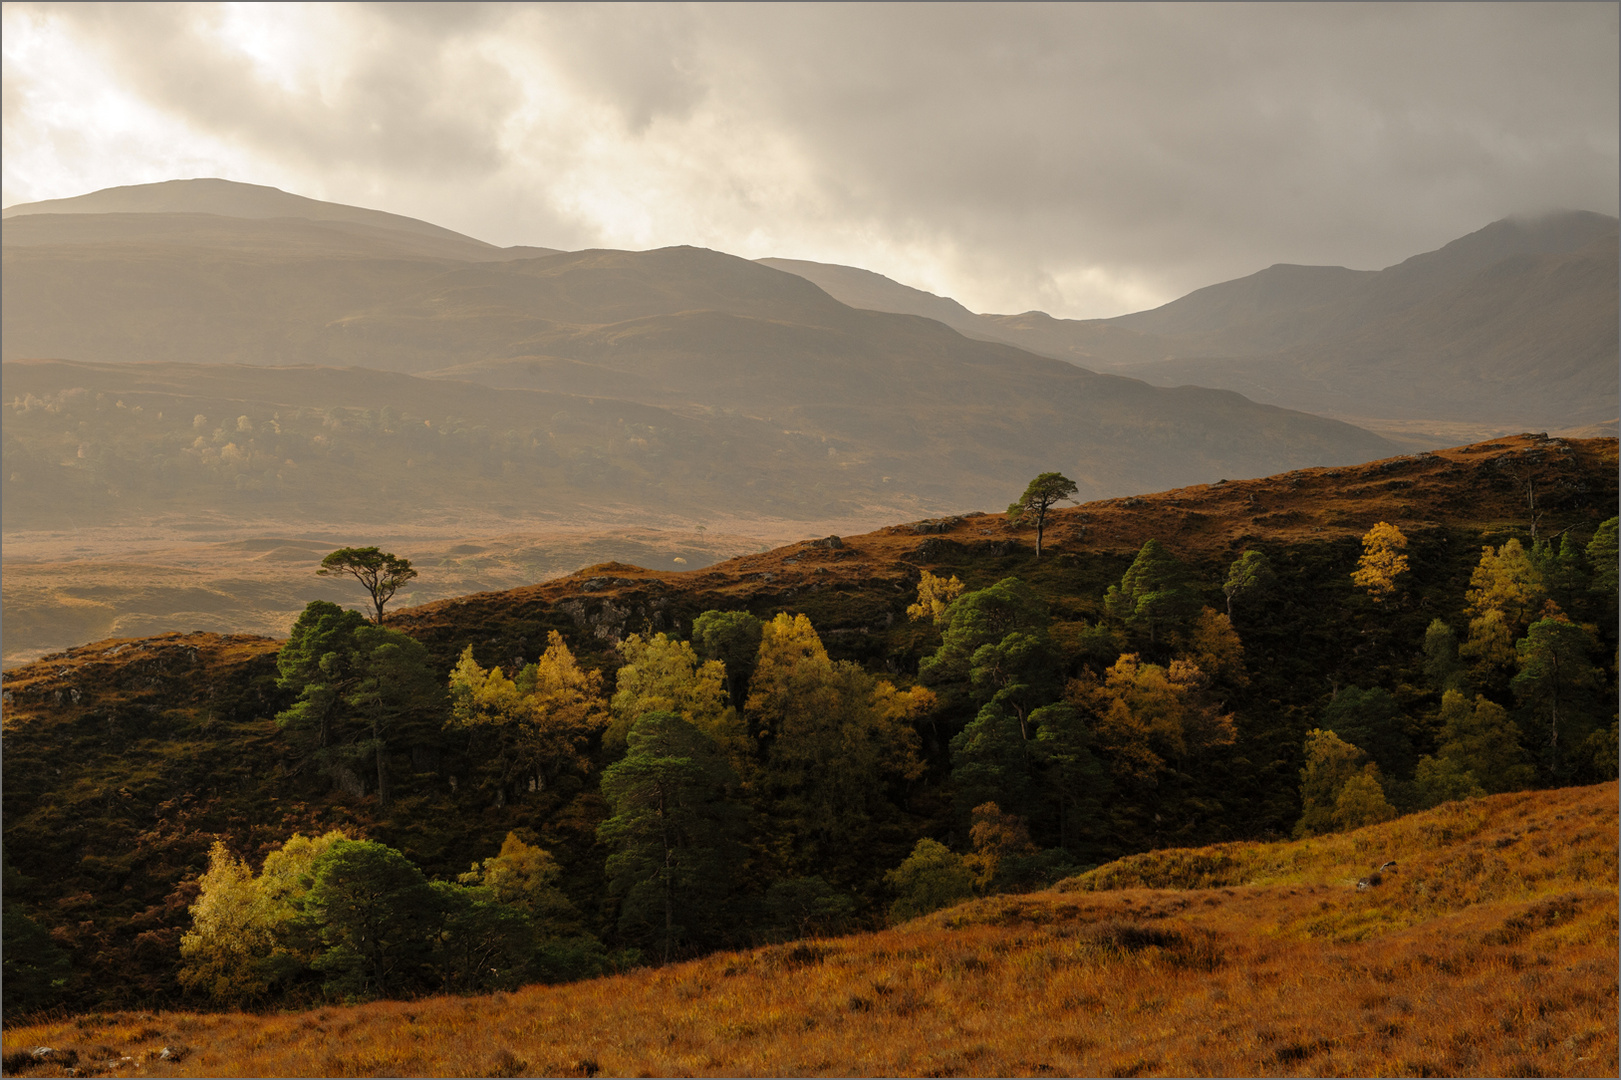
[2,179,1399,520]
[764,211,1619,436]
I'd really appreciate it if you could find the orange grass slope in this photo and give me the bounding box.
[4,782,1616,1078]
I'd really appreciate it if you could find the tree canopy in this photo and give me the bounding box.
[1351,522,1409,601]
[1007,472,1078,558]
[318,546,418,625]
[1105,540,1198,646]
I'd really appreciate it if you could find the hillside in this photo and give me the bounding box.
[767,211,1620,437]
[0,177,560,260]
[0,346,1390,667]
[2,780,1614,1077]
[1118,228,1620,430]
[3,434,1614,1018]
[0,525,781,672]
[2,179,1398,512]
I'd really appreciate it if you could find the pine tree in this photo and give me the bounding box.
[1513,615,1601,777]
[598,712,747,961]
[1222,549,1275,619]
[1007,472,1079,558]
[1105,540,1199,645]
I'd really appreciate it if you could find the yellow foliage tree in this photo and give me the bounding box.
[1351,521,1409,600]
[1186,607,1247,685]
[1294,729,1368,838]
[1459,608,1517,672]
[907,571,965,625]
[1464,538,1547,631]
[447,632,607,794]
[1332,767,1397,830]
[177,842,270,1004]
[1070,654,1236,781]
[607,632,738,755]
[178,830,346,1005]
[871,681,935,782]
[746,613,924,870]
[964,802,1038,891]
[458,831,579,933]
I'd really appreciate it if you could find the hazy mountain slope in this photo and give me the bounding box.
[1,177,560,259]
[764,211,1619,433]
[2,188,1399,506]
[1107,209,1617,355]
[0,358,909,527]
[1118,231,1620,427]
[975,309,1177,367]
[1,210,543,264]
[755,256,1020,344]
[410,255,1398,501]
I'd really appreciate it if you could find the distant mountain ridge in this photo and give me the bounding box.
[1,177,558,260]
[2,179,1397,513]
[764,211,1620,435]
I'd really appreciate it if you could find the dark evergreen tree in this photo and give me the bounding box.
[1223,549,1276,620]
[597,712,748,961]
[691,609,764,712]
[1513,616,1602,778]
[1319,686,1416,780]
[919,577,1049,703]
[276,602,442,804]
[1105,539,1200,646]
[305,840,443,1000]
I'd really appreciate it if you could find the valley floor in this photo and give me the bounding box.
[0,515,871,669]
[5,783,1615,1078]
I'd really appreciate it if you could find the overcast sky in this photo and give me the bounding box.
[3,2,1616,318]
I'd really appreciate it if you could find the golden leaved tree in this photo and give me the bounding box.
[178,830,346,1006]
[1351,521,1409,600]
[1458,538,1550,679]
[458,831,580,933]
[746,613,924,874]
[447,631,607,798]
[607,632,742,760]
[907,570,965,625]
[1069,653,1236,782]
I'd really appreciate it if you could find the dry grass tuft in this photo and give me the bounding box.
[5,782,1615,1077]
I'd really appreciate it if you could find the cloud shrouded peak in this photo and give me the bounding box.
[3,2,1615,317]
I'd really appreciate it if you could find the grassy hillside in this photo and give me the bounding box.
[2,781,1614,1077]
[3,433,1613,1020]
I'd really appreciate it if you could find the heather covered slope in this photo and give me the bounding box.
[2,781,1614,1078]
[2,434,1612,1017]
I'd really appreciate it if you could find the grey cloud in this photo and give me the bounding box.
[17,1,1618,315]
[689,3,1617,299]
[516,4,710,132]
[54,3,518,178]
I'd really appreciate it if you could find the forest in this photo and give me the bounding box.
[2,437,1616,1016]
[6,460,1616,1014]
